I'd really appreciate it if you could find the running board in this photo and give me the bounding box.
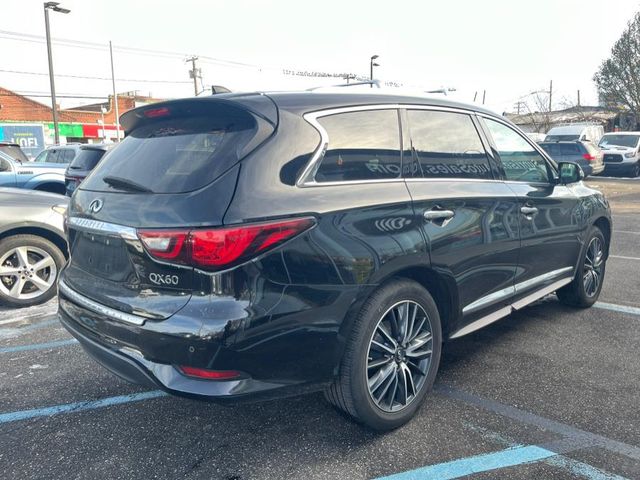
[449,277,573,339]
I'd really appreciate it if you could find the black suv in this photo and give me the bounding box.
[58,92,611,430]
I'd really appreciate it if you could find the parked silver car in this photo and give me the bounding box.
[0,188,68,307]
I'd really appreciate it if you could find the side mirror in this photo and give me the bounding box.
[557,162,585,185]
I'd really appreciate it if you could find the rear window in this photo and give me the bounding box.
[545,134,580,142]
[69,149,106,171]
[541,143,581,155]
[81,112,259,194]
[0,144,28,163]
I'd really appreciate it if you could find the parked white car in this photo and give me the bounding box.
[598,132,640,178]
[545,124,604,144]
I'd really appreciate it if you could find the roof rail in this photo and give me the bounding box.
[307,80,382,91]
[553,122,602,127]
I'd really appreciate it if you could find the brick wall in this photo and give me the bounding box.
[0,86,162,124]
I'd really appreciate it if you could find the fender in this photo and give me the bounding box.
[22,171,65,190]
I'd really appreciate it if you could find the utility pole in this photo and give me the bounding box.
[473,91,478,102]
[577,89,581,107]
[343,74,356,84]
[186,56,200,96]
[482,90,486,105]
[44,2,71,145]
[109,41,120,142]
[548,80,553,112]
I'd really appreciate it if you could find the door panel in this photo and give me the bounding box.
[480,116,581,302]
[406,180,521,329]
[505,182,581,299]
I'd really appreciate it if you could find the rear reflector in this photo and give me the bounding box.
[179,366,241,380]
[138,217,316,271]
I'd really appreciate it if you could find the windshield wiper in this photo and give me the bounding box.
[102,175,153,193]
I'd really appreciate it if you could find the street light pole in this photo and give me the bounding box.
[370,55,379,88]
[43,2,70,145]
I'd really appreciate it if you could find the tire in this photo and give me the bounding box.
[0,235,65,308]
[629,163,640,178]
[557,226,607,308]
[325,279,442,431]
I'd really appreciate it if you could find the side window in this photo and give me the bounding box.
[0,158,11,172]
[315,110,401,182]
[61,149,76,163]
[407,110,492,179]
[34,150,48,163]
[484,119,550,183]
[47,149,60,164]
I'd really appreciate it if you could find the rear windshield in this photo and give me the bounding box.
[540,143,582,155]
[599,134,640,148]
[545,134,580,142]
[69,149,106,171]
[81,113,258,194]
[0,144,29,163]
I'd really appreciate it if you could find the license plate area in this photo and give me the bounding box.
[71,231,134,282]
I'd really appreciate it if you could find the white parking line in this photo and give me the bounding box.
[616,230,640,235]
[610,255,640,261]
[594,302,640,316]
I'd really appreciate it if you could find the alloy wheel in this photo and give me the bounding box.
[583,237,604,298]
[0,246,57,300]
[366,300,433,413]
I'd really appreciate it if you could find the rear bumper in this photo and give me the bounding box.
[58,307,287,401]
[57,275,363,402]
[587,163,604,176]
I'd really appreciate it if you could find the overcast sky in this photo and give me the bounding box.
[1,0,639,114]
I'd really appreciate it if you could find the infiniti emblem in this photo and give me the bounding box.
[88,199,104,214]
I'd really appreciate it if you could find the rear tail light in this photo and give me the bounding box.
[138,217,316,271]
[583,153,596,162]
[179,366,241,380]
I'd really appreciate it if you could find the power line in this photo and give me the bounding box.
[0,92,108,99]
[0,68,191,84]
[0,30,257,68]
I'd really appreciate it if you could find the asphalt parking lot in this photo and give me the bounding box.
[1,177,639,480]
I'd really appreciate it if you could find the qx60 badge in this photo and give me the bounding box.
[88,198,104,214]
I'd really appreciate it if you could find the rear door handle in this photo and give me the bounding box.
[423,209,455,222]
[520,206,538,216]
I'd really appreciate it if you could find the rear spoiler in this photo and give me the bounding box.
[120,93,278,135]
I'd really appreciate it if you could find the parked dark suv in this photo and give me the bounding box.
[538,141,604,177]
[58,92,611,431]
[64,144,113,196]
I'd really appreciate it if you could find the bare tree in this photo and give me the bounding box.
[520,91,553,133]
[594,12,640,113]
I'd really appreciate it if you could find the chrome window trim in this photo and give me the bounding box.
[297,103,494,188]
[67,217,138,240]
[59,280,146,326]
[462,266,573,315]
